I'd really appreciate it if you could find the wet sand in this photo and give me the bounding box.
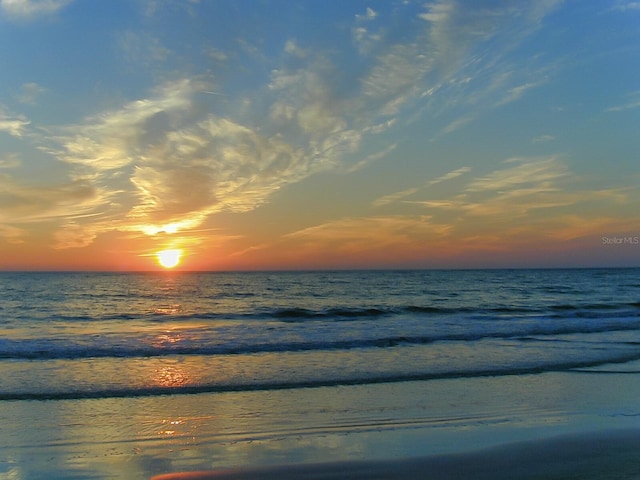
[4,369,640,479]
[152,429,640,480]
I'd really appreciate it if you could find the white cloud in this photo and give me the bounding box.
[356,7,377,22]
[207,47,228,62]
[44,73,365,242]
[427,166,471,185]
[0,0,73,18]
[284,39,307,58]
[613,1,640,11]
[4,1,574,252]
[53,78,196,170]
[0,109,30,137]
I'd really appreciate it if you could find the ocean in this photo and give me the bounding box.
[2,268,640,479]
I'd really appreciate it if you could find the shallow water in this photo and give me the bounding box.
[2,269,640,399]
[1,269,640,478]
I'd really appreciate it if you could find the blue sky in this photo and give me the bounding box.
[1,0,639,270]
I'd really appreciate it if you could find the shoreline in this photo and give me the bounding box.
[151,428,640,480]
[3,370,640,479]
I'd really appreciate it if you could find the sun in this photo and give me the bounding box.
[156,249,182,269]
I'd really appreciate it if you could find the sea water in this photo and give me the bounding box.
[1,269,640,478]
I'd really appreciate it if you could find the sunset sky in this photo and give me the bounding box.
[1,0,639,271]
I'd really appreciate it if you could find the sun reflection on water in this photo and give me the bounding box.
[153,304,182,315]
[158,419,184,436]
[153,331,182,347]
[152,365,189,388]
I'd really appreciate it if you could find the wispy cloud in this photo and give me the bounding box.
[427,166,471,185]
[496,81,545,106]
[117,30,171,66]
[393,156,636,249]
[372,188,420,208]
[612,1,640,11]
[283,215,450,254]
[16,82,46,104]
[0,153,21,169]
[356,7,377,22]
[373,167,470,207]
[0,223,26,244]
[37,64,383,246]
[0,174,108,230]
[0,0,73,19]
[0,108,30,137]
[606,91,640,112]
[466,156,567,192]
[440,115,474,135]
[0,1,580,256]
[532,134,555,143]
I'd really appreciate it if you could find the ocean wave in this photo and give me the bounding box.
[2,315,640,360]
[17,300,639,324]
[4,352,640,402]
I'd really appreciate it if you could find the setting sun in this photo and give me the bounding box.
[156,249,182,269]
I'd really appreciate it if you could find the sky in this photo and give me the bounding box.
[1,0,639,271]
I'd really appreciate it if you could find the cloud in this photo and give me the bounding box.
[309,154,639,265]
[284,215,449,253]
[466,156,567,192]
[356,7,377,22]
[408,156,636,236]
[2,1,572,253]
[373,167,470,207]
[612,1,640,11]
[284,39,307,59]
[117,30,171,66]
[353,6,381,54]
[427,166,471,185]
[16,82,46,104]
[440,115,474,135]
[42,72,370,244]
[206,47,228,62]
[0,224,25,244]
[0,153,21,169]
[126,116,312,228]
[353,0,562,138]
[0,108,30,137]
[532,134,555,143]
[52,78,196,170]
[0,0,73,19]
[496,81,544,106]
[606,91,640,112]
[0,174,107,225]
[372,188,420,207]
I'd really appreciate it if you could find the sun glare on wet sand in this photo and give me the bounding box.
[156,249,182,269]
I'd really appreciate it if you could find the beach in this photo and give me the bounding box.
[150,430,640,480]
[1,269,640,479]
[3,368,640,479]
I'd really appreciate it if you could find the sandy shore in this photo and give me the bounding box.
[4,369,640,479]
[151,429,640,480]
